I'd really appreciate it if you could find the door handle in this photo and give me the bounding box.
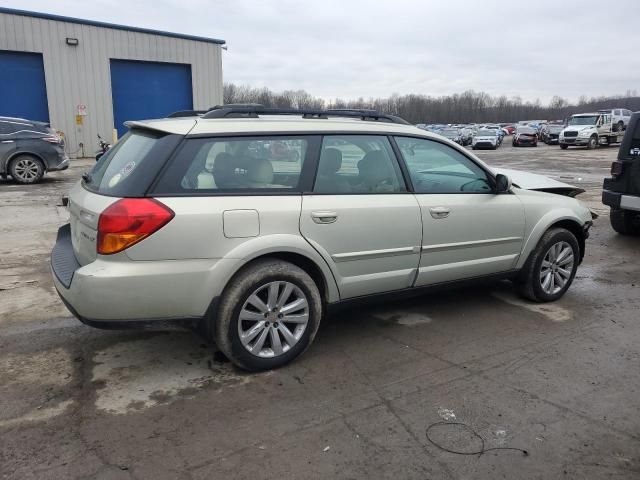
[429,207,450,219]
[311,211,338,224]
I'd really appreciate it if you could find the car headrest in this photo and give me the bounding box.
[319,148,342,174]
[212,152,236,184]
[248,159,274,184]
[358,150,390,185]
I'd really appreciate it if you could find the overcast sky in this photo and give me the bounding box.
[5,0,640,103]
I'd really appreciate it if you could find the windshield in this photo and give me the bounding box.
[477,130,494,136]
[568,116,598,126]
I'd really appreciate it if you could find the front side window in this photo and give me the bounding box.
[155,136,309,193]
[313,135,405,194]
[395,136,492,193]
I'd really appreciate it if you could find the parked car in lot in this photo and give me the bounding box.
[472,129,499,149]
[437,128,464,145]
[598,108,633,132]
[0,116,68,184]
[602,111,640,235]
[51,106,592,370]
[541,124,564,145]
[513,125,538,147]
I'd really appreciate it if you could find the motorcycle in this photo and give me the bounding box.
[96,134,111,161]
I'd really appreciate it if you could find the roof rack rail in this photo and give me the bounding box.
[200,105,409,124]
[167,110,207,118]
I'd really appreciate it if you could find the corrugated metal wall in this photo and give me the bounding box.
[0,12,223,157]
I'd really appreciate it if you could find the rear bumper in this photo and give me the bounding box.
[603,190,640,212]
[50,224,234,325]
[48,156,70,171]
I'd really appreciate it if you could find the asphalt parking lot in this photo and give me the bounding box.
[1,141,639,479]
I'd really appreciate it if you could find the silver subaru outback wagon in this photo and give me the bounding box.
[51,106,593,371]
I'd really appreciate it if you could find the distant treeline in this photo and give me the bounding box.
[223,83,640,124]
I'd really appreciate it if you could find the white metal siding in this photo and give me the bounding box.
[0,12,222,157]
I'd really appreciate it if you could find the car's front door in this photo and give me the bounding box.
[300,135,422,299]
[394,136,526,286]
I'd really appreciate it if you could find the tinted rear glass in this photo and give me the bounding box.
[152,135,319,195]
[83,129,180,197]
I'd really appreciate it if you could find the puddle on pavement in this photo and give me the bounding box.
[375,310,433,327]
[91,333,249,414]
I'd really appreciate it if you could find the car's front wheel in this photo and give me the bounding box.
[10,155,45,184]
[560,144,568,150]
[212,259,322,371]
[516,228,579,302]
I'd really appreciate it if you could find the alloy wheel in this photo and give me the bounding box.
[13,158,41,182]
[237,281,309,358]
[539,241,574,295]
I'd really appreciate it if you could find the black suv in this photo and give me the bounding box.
[0,116,69,184]
[602,111,640,235]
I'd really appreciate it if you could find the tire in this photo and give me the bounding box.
[472,146,476,150]
[560,144,569,150]
[587,135,598,149]
[610,208,640,235]
[615,121,624,132]
[10,155,45,184]
[516,228,580,302]
[211,259,322,371]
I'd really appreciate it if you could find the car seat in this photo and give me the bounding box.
[314,148,351,193]
[357,150,397,192]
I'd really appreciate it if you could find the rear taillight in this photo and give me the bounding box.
[97,198,174,255]
[611,161,624,177]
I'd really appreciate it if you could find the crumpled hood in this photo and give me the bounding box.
[493,167,585,197]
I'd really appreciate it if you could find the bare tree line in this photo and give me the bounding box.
[223,83,640,124]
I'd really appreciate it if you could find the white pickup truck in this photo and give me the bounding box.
[559,112,625,149]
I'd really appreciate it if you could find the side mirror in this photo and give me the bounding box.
[495,173,512,193]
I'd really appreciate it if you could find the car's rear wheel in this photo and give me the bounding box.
[615,121,624,132]
[10,155,45,184]
[516,228,579,302]
[610,208,640,235]
[212,259,322,371]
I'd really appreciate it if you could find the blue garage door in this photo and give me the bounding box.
[0,50,49,122]
[110,60,193,137]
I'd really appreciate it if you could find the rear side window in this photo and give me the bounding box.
[314,135,406,193]
[84,129,181,197]
[153,136,314,194]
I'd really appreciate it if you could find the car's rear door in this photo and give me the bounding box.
[394,136,525,285]
[299,135,422,299]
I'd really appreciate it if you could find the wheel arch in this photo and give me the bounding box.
[5,150,48,172]
[219,241,340,306]
[517,213,587,270]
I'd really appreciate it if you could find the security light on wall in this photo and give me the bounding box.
[66,37,79,46]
